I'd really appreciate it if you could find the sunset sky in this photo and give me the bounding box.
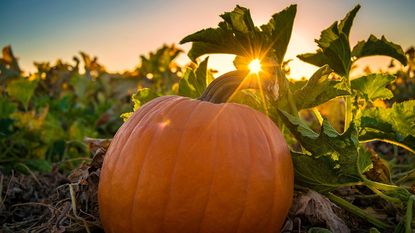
[1,0,414,79]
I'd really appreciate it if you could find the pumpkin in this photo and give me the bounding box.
[98,71,293,233]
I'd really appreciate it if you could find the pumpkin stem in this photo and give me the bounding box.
[198,70,260,103]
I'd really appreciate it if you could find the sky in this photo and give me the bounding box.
[1,0,415,79]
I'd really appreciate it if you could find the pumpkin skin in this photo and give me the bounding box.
[98,95,293,233]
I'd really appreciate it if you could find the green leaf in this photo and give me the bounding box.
[351,73,395,101]
[180,13,251,61]
[41,113,65,144]
[70,74,90,100]
[298,6,364,76]
[357,100,415,151]
[279,111,362,192]
[6,78,38,109]
[357,146,374,174]
[352,35,407,66]
[0,96,17,118]
[180,5,296,64]
[69,120,97,140]
[361,100,415,138]
[299,23,351,76]
[338,5,360,37]
[220,5,255,33]
[297,51,329,68]
[294,65,350,109]
[131,88,161,111]
[292,152,352,193]
[24,159,52,173]
[178,57,213,98]
[260,4,297,63]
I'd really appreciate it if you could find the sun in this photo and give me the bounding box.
[248,59,262,74]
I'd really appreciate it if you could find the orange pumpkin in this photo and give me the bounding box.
[98,71,293,233]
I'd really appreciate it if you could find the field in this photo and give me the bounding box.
[1,4,415,233]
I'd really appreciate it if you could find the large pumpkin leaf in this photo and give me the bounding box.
[297,5,359,76]
[298,24,351,76]
[351,74,395,102]
[294,65,350,109]
[280,111,360,170]
[260,4,296,63]
[292,152,352,193]
[357,100,415,152]
[352,35,407,66]
[338,5,361,37]
[279,110,367,192]
[180,5,296,64]
[297,51,329,69]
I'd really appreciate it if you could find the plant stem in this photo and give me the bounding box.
[360,138,415,155]
[344,73,352,132]
[311,108,324,125]
[198,70,249,103]
[344,96,352,131]
[327,192,391,229]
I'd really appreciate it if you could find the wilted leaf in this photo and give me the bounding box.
[292,190,350,233]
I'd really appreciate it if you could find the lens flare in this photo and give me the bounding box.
[248,59,262,74]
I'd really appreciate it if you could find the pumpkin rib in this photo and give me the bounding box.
[233,106,254,233]
[160,99,205,232]
[237,106,275,232]
[252,112,277,232]
[196,104,232,233]
[258,114,293,230]
[101,96,175,232]
[128,97,190,233]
